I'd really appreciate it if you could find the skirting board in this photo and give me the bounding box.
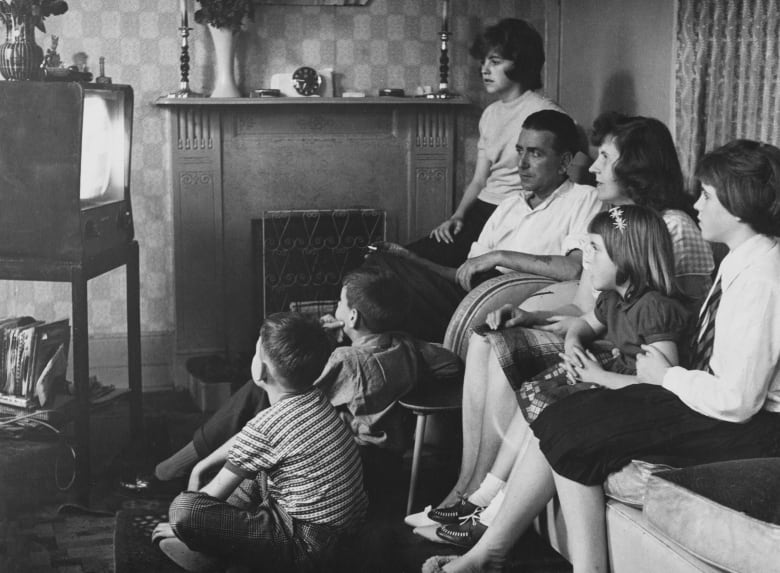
[64,331,174,392]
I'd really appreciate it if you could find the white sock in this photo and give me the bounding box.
[467,472,505,507]
[478,487,505,527]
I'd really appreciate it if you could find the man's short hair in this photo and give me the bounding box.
[469,18,545,91]
[522,110,579,155]
[342,267,409,333]
[259,312,331,391]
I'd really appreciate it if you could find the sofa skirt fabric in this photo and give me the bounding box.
[645,459,780,573]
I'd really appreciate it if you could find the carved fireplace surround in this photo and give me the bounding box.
[155,96,472,385]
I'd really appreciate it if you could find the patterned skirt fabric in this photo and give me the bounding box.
[477,325,614,423]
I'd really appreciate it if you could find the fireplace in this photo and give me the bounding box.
[155,97,472,385]
[255,208,385,320]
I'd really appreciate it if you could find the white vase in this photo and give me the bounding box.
[208,24,241,98]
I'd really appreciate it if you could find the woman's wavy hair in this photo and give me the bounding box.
[588,205,677,300]
[590,112,696,218]
[469,18,544,91]
[695,139,780,237]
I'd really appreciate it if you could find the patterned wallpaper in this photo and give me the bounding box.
[0,0,546,338]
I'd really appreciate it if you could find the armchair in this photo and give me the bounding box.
[401,273,578,513]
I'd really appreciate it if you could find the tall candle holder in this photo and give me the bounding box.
[168,25,202,98]
[430,1,458,99]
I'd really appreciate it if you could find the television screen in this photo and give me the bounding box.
[80,89,128,206]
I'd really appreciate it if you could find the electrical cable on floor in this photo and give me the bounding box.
[0,409,77,491]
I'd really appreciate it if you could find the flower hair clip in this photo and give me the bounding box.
[609,206,627,232]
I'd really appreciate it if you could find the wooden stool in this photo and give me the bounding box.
[399,379,462,515]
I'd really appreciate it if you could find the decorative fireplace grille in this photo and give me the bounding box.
[254,209,386,319]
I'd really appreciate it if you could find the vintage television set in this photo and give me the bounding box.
[0,81,134,261]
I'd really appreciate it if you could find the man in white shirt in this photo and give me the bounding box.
[366,110,603,342]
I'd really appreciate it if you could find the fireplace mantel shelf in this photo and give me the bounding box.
[154,95,472,107]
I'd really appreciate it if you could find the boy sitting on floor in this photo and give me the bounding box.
[145,267,463,498]
[152,312,368,573]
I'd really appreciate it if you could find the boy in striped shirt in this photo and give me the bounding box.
[152,312,368,573]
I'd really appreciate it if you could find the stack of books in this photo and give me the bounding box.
[0,317,70,409]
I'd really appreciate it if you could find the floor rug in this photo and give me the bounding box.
[114,505,184,573]
[1,504,116,573]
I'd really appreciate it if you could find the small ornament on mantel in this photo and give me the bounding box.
[42,35,62,69]
[96,56,112,84]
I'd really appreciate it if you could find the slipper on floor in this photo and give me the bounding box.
[405,505,438,528]
[158,538,222,573]
[421,554,458,573]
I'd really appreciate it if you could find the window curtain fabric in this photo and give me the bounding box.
[676,0,780,185]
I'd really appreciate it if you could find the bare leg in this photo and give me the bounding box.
[486,409,533,482]
[442,434,556,573]
[553,472,608,573]
[439,334,517,506]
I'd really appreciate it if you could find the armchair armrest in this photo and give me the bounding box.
[442,273,551,359]
[442,273,581,360]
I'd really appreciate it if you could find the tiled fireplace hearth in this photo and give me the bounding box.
[155,96,472,385]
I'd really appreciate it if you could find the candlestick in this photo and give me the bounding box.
[429,1,458,100]
[168,5,201,99]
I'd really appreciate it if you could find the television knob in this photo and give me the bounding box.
[83,220,99,239]
[117,210,133,229]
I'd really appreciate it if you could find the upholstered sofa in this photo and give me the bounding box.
[442,272,780,573]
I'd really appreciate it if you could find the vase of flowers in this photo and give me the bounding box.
[0,0,68,80]
[194,0,255,98]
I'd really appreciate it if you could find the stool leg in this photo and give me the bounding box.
[406,413,427,515]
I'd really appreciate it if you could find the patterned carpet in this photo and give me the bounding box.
[0,503,116,573]
[0,391,571,573]
[114,504,182,573]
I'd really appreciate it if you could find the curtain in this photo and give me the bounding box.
[676,0,780,185]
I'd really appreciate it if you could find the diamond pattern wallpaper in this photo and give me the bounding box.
[0,0,546,348]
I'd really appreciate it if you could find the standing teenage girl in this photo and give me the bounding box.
[407,18,563,268]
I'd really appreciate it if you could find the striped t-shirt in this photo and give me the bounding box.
[226,388,367,530]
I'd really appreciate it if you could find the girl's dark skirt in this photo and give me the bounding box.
[531,384,780,486]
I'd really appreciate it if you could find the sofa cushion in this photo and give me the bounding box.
[604,459,676,508]
[644,458,780,573]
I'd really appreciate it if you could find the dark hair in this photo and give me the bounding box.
[523,110,578,155]
[590,113,695,218]
[588,205,677,300]
[259,312,331,391]
[695,139,780,236]
[469,18,545,91]
[342,267,409,332]
[589,111,628,147]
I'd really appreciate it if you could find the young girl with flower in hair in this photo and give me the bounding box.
[424,204,690,570]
